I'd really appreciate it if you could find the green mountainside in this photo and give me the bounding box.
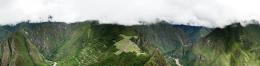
[194,23,260,66]
[0,21,260,66]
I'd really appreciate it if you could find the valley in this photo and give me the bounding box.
[0,21,260,66]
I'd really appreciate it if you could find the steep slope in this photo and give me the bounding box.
[54,22,151,66]
[15,22,70,60]
[135,22,211,66]
[1,32,48,66]
[0,21,157,66]
[174,25,212,42]
[5,21,254,66]
[0,25,15,40]
[194,23,260,66]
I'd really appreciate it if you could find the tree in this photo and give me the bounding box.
[48,15,53,22]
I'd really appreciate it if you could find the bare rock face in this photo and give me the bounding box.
[1,32,48,66]
[0,22,212,66]
[2,21,259,66]
[1,41,11,66]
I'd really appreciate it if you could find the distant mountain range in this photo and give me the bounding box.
[0,20,260,66]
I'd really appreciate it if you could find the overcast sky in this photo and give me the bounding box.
[0,0,260,27]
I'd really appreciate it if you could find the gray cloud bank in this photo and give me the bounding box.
[0,0,260,27]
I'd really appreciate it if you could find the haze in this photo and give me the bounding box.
[0,0,260,27]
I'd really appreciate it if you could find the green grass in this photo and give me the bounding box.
[114,35,142,55]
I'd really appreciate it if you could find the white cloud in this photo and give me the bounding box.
[0,0,260,27]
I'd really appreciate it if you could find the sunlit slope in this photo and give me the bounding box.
[114,35,142,55]
[0,21,169,66]
[54,22,151,66]
[6,21,260,66]
[1,32,48,66]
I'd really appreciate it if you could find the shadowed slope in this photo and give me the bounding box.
[194,23,260,66]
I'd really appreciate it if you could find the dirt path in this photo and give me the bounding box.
[53,62,57,66]
[174,58,182,66]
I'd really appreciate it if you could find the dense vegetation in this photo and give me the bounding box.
[0,20,260,66]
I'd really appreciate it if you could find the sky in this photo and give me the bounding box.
[0,0,260,27]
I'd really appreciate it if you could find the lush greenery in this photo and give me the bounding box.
[1,21,260,66]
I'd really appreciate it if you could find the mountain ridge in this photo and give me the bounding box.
[0,21,260,66]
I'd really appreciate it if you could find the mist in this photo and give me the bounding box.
[0,0,260,27]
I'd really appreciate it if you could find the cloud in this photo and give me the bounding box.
[0,0,260,27]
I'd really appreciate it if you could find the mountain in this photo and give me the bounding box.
[134,22,211,66]
[1,32,48,66]
[0,20,260,66]
[194,23,260,66]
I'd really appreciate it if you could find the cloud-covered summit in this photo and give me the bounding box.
[0,0,260,27]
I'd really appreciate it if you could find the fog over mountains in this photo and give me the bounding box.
[2,0,260,66]
[1,0,260,27]
[1,21,260,66]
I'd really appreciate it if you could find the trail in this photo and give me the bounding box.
[53,62,57,66]
[174,58,182,66]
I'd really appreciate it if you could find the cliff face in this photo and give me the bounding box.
[1,32,48,66]
[1,21,259,66]
[194,23,260,66]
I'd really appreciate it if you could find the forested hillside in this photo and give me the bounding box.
[0,21,260,66]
